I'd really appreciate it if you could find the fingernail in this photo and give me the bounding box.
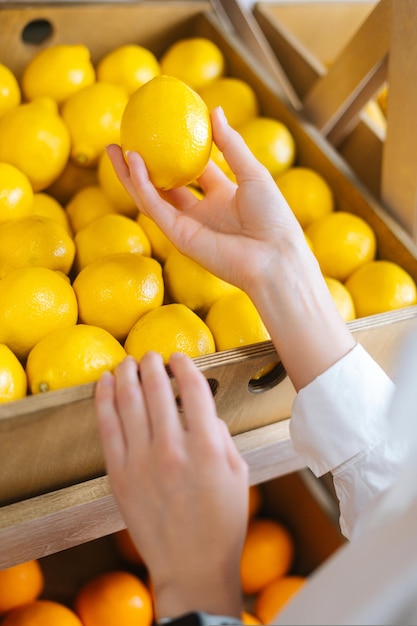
[99,370,114,385]
[216,106,228,125]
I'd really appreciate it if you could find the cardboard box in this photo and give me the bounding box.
[0,1,416,566]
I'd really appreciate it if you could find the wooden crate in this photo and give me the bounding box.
[1,1,417,567]
[253,1,417,240]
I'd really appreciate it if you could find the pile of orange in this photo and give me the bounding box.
[0,35,416,406]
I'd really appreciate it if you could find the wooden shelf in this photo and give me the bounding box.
[0,420,304,569]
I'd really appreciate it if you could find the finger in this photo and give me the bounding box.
[211,107,271,184]
[139,351,184,443]
[197,158,236,196]
[95,371,127,472]
[217,417,249,474]
[168,352,219,437]
[113,355,152,451]
[106,144,142,207]
[159,185,202,212]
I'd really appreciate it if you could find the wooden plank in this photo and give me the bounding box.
[302,0,391,145]
[381,0,417,240]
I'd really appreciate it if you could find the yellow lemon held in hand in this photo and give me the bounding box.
[97,150,137,218]
[198,77,259,129]
[0,344,27,403]
[32,192,72,234]
[160,37,225,91]
[238,116,296,177]
[97,44,160,95]
[0,162,34,223]
[120,75,212,190]
[137,213,175,264]
[0,97,71,191]
[0,215,75,279]
[73,252,164,341]
[74,213,151,272]
[0,267,78,361]
[26,324,126,393]
[61,82,129,168]
[205,289,270,351]
[325,276,356,322]
[66,185,116,234]
[46,159,98,206]
[305,211,377,282]
[275,166,334,229]
[125,303,215,364]
[21,44,95,104]
[0,62,21,118]
[164,247,239,316]
[345,260,417,318]
[254,576,306,624]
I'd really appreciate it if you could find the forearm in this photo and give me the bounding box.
[246,240,356,392]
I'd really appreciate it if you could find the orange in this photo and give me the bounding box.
[120,75,212,190]
[2,600,83,626]
[198,77,259,129]
[248,484,262,520]
[241,611,262,625]
[345,259,417,317]
[74,213,151,272]
[275,166,334,229]
[26,323,127,393]
[66,185,116,234]
[254,576,306,624]
[74,570,153,626]
[73,252,164,341]
[160,37,225,91]
[240,518,295,595]
[125,302,215,364]
[305,211,377,282]
[114,529,144,566]
[0,560,44,615]
[238,116,296,178]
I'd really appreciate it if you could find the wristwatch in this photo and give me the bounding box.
[158,612,243,625]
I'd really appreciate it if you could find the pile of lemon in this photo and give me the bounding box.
[0,38,415,404]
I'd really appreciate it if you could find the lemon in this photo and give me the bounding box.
[61,82,129,167]
[0,344,27,403]
[32,192,72,234]
[74,213,151,272]
[160,37,225,91]
[205,289,270,351]
[324,277,356,322]
[137,213,175,264]
[164,247,239,315]
[198,77,259,129]
[73,252,164,341]
[124,303,215,364]
[0,162,34,223]
[97,150,137,218]
[275,166,334,228]
[345,260,417,318]
[26,324,127,393]
[0,63,21,118]
[238,116,296,177]
[46,159,98,206]
[305,211,377,282]
[66,184,116,234]
[0,215,75,279]
[120,75,212,190]
[21,44,96,104]
[0,97,71,191]
[0,266,78,360]
[97,44,160,95]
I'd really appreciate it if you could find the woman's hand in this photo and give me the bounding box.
[95,351,249,621]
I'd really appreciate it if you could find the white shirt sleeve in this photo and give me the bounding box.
[290,343,399,538]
